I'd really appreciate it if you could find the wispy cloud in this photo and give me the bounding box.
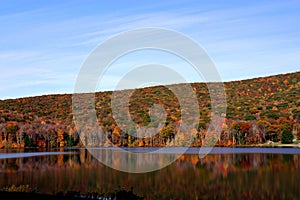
[0,50,42,61]
[0,0,299,99]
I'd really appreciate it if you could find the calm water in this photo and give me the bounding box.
[1,147,300,199]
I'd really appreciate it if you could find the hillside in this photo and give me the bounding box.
[0,71,299,148]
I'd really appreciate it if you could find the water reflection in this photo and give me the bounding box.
[0,148,300,199]
[88,147,180,173]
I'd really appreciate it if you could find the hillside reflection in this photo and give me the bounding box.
[1,148,300,199]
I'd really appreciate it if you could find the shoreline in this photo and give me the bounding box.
[0,191,143,200]
[0,143,300,151]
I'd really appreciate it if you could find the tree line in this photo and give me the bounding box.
[0,71,299,148]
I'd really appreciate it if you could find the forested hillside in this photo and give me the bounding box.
[0,71,299,148]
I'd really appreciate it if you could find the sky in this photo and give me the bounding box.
[0,0,299,99]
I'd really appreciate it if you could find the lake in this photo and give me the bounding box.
[1,147,300,199]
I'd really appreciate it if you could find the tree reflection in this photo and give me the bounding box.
[0,149,299,199]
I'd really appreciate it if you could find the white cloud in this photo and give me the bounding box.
[0,0,299,99]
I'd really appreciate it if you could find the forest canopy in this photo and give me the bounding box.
[0,71,299,148]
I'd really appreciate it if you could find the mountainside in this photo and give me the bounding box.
[0,71,299,148]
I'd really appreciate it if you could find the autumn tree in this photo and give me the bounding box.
[267,124,279,142]
[231,121,251,145]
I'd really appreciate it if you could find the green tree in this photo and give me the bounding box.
[66,136,75,147]
[281,129,294,144]
[24,135,34,147]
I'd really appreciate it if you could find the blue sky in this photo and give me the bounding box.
[0,0,299,99]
